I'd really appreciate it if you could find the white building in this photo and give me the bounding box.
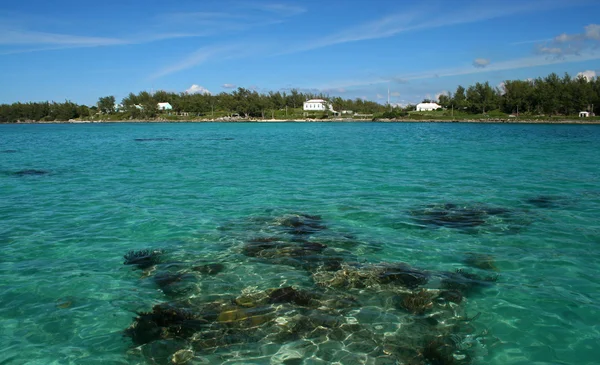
[303,99,339,116]
[416,102,442,112]
[157,102,173,111]
[303,99,329,111]
[579,111,590,118]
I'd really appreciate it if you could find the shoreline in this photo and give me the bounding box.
[3,118,600,125]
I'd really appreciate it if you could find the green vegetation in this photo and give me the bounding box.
[0,71,599,123]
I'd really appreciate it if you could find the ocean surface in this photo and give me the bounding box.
[0,122,599,365]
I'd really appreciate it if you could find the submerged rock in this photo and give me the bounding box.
[313,263,429,290]
[124,249,163,269]
[125,303,209,345]
[378,263,429,289]
[409,202,530,234]
[13,169,50,176]
[399,289,436,315]
[410,203,512,230]
[134,138,175,142]
[275,213,327,235]
[267,286,319,307]
[1,150,17,153]
[191,263,225,275]
[441,269,498,295]
[525,195,566,208]
[153,271,198,297]
[463,253,497,271]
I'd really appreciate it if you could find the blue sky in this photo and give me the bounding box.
[1,0,599,106]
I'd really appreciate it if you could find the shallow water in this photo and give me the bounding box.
[1,122,599,365]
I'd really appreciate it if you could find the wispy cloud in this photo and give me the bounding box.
[222,83,237,89]
[280,0,575,55]
[536,23,600,56]
[150,44,241,79]
[473,58,491,68]
[0,29,127,46]
[241,2,306,16]
[0,2,306,55]
[314,51,600,91]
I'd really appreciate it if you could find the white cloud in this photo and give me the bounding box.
[185,84,211,95]
[376,93,384,99]
[497,82,507,95]
[435,91,449,100]
[585,24,600,40]
[554,33,577,43]
[390,91,401,97]
[538,24,600,56]
[577,70,597,81]
[537,46,564,55]
[473,58,490,68]
[222,83,236,89]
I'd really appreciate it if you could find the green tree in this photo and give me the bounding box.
[97,96,115,114]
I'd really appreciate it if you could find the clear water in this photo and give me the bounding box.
[1,122,599,365]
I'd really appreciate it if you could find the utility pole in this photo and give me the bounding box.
[387,84,390,110]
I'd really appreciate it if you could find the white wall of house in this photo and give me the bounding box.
[416,102,442,111]
[303,99,328,111]
[157,102,173,111]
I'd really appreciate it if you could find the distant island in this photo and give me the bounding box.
[1,71,598,124]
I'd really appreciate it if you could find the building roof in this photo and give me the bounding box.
[305,99,327,103]
[416,102,441,107]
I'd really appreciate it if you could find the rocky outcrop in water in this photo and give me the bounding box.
[121,212,495,364]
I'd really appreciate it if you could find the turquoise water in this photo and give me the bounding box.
[1,122,599,365]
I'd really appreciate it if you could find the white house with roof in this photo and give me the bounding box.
[157,102,173,111]
[416,102,442,111]
[303,99,338,114]
[303,99,328,111]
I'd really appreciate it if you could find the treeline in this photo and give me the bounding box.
[0,101,93,123]
[1,71,598,123]
[116,89,386,119]
[0,88,386,122]
[437,72,599,115]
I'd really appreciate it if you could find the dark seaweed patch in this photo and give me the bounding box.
[276,213,327,235]
[463,253,497,271]
[525,195,566,208]
[399,289,436,315]
[124,249,163,269]
[267,286,318,307]
[1,149,17,153]
[410,203,510,229]
[409,202,529,233]
[191,263,225,275]
[124,303,209,345]
[441,269,498,295]
[134,138,175,142]
[378,265,429,289]
[13,169,50,176]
